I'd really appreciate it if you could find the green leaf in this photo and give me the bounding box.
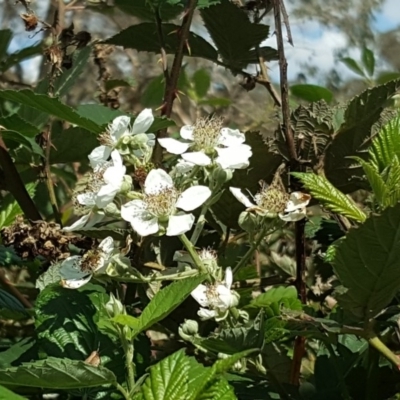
[333,204,400,320]
[104,78,134,92]
[248,286,301,310]
[0,357,116,389]
[53,46,92,97]
[197,378,237,400]
[200,1,270,69]
[212,349,258,375]
[340,57,365,77]
[362,47,375,77]
[292,172,367,222]
[141,349,189,400]
[0,183,37,229]
[291,84,333,103]
[50,127,97,164]
[0,90,102,133]
[115,0,182,21]
[135,274,206,334]
[104,23,218,62]
[324,80,400,192]
[376,72,400,85]
[369,114,400,172]
[0,385,27,400]
[353,157,387,206]
[0,29,12,61]
[36,264,62,291]
[0,43,42,72]
[193,68,211,98]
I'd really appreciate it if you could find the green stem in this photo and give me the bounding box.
[179,233,207,274]
[113,382,130,400]
[190,202,209,245]
[233,224,269,275]
[368,335,400,369]
[126,340,135,392]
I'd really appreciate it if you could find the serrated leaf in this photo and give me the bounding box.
[340,57,365,77]
[36,263,62,291]
[293,172,367,222]
[324,80,400,192]
[104,23,218,62]
[0,183,37,229]
[136,274,206,334]
[291,84,333,103]
[0,357,116,389]
[362,47,375,77]
[333,204,400,320]
[0,90,102,133]
[50,127,97,164]
[200,1,270,69]
[0,385,26,400]
[369,114,400,172]
[197,378,237,400]
[0,43,42,72]
[141,349,189,400]
[212,349,258,375]
[248,286,301,310]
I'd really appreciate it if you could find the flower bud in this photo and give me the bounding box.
[212,166,233,184]
[181,319,199,336]
[105,293,125,317]
[238,211,258,233]
[104,202,119,216]
[120,175,133,193]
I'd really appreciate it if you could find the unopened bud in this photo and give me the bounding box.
[238,211,258,233]
[104,202,119,216]
[212,166,233,184]
[120,175,133,193]
[181,319,199,336]
[105,293,125,317]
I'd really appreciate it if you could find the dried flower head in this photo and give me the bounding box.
[20,12,38,31]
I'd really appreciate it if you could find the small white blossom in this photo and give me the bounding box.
[89,109,154,168]
[78,150,126,210]
[63,212,104,232]
[121,169,211,237]
[230,185,311,222]
[191,267,239,321]
[158,117,252,169]
[60,237,114,289]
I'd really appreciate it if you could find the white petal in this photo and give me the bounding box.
[216,285,239,309]
[157,138,190,155]
[88,146,111,168]
[218,128,245,147]
[144,169,174,194]
[191,284,209,307]
[216,145,252,169]
[99,236,114,255]
[63,214,91,232]
[60,256,86,280]
[121,200,159,236]
[103,165,126,187]
[166,213,195,236]
[285,192,311,212]
[224,267,233,290]
[61,276,93,289]
[279,209,307,222]
[173,159,195,176]
[198,308,218,320]
[181,151,211,166]
[229,187,255,208]
[110,150,124,169]
[109,116,131,142]
[176,186,211,211]
[131,109,154,135]
[180,125,195,140]
[77,192,96,207]
[95,185,118,209]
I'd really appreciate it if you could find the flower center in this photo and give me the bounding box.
[98,130,114,147]
[145,187,179,218]
[80,249,104,273]
[192,116,224,152]
[255,182,289,213]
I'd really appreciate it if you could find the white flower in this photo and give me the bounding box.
[78,150,127,210]
[89,109,154,168]
[60,237,114,289]
[191,267,239,321]
[230,185,311,222]
[63,212,104,232]
[158,117,252,169]
[121,169,211,237]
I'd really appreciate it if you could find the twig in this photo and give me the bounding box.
[152,0,198,165]
[0,134,42,221]
[0,269,33,309]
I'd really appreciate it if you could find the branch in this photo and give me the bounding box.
[152,0,198,165]
[0,134,42,221]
